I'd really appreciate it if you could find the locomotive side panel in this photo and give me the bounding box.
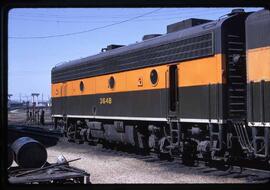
[51,65,168,120]
[52,53,225,122]
[178,54,224,122]
[246,9,270,126]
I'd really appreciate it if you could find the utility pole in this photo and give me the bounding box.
[31,93,39,105]
[31,93,39,124]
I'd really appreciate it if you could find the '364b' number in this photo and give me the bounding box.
[99,97,112,104]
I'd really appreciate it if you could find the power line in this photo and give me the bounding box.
[10,7,258,20]
[9,8,162,39]
[9,8,260,39]
[10,8,260,25]
[11,8,207,19]
[10,8,230,21]
[9,9,227,24]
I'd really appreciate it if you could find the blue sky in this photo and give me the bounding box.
[8,8,261,102]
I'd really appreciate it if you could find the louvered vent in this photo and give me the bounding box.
[52,33,214,83]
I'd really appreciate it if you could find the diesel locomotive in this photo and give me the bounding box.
[51,9,270,166]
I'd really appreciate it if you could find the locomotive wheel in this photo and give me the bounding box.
[182,140,197,166]
[66,125,75,142]
[102,141,111,149]
[104,142,115,150]
[182,154,196,166]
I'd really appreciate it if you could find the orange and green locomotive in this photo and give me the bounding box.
[246,9,270,159]
[51,9,270,166]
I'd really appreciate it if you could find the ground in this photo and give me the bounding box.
[46,138,260,183]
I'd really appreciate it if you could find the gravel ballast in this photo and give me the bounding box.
[46,139,253,184]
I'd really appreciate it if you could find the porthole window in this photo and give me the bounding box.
[109,76,115,89]
[80,81,84,91]
[150,69,158,86]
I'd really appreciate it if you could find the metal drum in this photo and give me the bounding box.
[11,137,47,168]
[7,145,13,168]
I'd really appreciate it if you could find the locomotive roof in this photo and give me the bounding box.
[246,9,270,50]
[246,8,270,23]
[52,17,226,72]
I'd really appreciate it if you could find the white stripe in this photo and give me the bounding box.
[51,114,63,117]
[67,115,94,119]
[64,115,167,121]
[94,116,167,121]
[52,114,224,124]
[248,122,270,127]
[180,118,225,124]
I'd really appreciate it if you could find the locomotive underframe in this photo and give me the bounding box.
[53,116,270,166]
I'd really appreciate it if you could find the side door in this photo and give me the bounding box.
[167,64,179,119]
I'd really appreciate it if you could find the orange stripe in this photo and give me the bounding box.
[247,46,270,82]
[52,65,167,98]
[51,54,223,98]
[178,54,223,87]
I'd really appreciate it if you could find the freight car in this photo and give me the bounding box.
[51,9,270,166]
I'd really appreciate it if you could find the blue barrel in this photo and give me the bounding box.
[11,137,47,168]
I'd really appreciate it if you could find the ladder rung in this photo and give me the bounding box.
[229,75,242,78]
[231,82,246,85]
[230,88,246,91]
[229,103,245,105]
[228,41,243,45]
[228,48,244,51]
[227,34,240,38]
[229,96,245,99]
[229,110,245,112]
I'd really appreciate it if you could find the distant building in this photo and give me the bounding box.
[37,101,50,107]
[8,101,25,111]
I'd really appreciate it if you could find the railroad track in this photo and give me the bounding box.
[85,143,270,183]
